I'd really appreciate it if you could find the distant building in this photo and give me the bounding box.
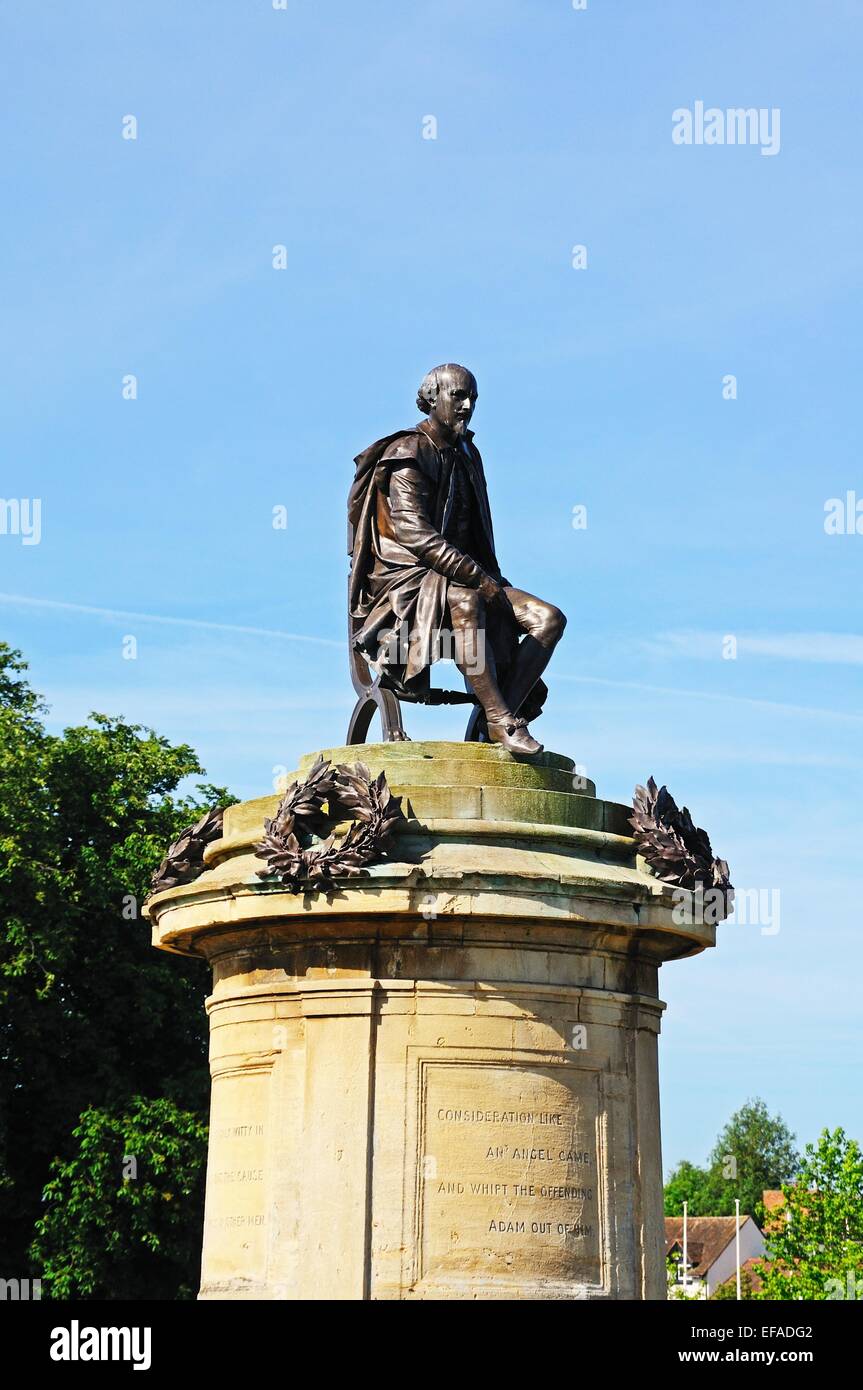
[762,1188,791,1229]
[665,1215,765,1298]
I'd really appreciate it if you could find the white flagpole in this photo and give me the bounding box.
[735,1198,742,1300]
[683,1200,688,1297]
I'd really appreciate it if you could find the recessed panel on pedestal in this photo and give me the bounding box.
[417,1060,603,1293]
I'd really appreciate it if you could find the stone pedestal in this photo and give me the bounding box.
[146,742,715,1300]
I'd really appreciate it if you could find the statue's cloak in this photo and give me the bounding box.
[347,422,546,717]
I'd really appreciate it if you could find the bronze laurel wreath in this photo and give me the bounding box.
[630,777,732,902]
[253,755,405,893]
[148,806,225,896]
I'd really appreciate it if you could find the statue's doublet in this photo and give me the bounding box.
[348,422,504,684]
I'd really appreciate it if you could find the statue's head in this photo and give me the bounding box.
[417,363,477,438]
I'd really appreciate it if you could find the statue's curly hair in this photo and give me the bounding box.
[416,363,477,415]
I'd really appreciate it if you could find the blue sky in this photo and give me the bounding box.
[2,0,861,1176]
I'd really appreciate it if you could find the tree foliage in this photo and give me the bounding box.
[31,1099,208,1300]
[0,644,232,1295]
[664,1098,799,1224]
[754,1128,863,1301]
[663,1158,720,1219]
[711,1267,758,1300]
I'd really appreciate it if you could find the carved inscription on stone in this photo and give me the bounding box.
[420,1062,601,1285]
[201,1073,269,1281]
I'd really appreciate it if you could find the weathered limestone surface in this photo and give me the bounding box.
[146,742,715,1300]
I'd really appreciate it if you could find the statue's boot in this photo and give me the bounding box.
[454,644,543,758]
[502,635,555,721]
[487,715,543,757]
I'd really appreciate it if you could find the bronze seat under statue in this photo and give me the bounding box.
[345,363,566,755]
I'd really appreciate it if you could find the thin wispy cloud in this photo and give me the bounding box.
[650,630,863,666]
[4,594,861,725]
[555,674,863,724]
[0,593,344,649]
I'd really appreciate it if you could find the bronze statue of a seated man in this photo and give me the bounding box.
[348,363,566,757]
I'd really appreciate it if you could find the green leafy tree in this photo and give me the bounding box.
[754,1128,863,1301]
[664,1159,719,1217]
[711,1268,758,1300]
[707,1098,799,1223]
[31,1099,208,1300]
[0,644,232,1295]
[664,1099,799,1222]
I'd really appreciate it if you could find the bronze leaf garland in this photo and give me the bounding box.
[253,755,405,893]
[148,805,225,897]
[630,777,732,913]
